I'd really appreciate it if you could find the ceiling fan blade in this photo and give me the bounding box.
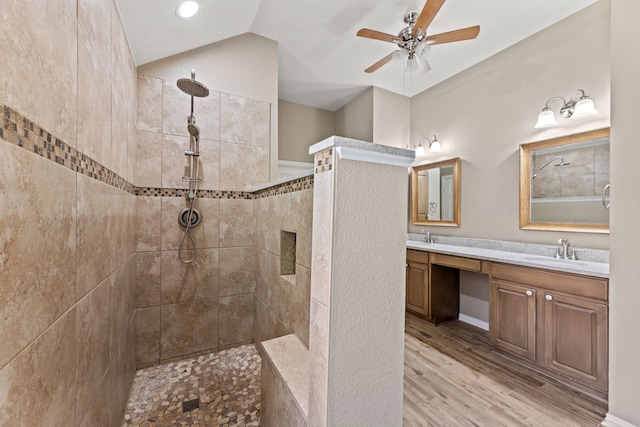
[412,0,446,36]
[424,25,480,45]
[365,53,394,73]
[357,28,399,44]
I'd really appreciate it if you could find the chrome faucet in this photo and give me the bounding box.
[421,230,433,243]
[558,238,571,260]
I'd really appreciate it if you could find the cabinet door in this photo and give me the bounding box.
[490,280,537,361]
[406,261,429,318]
[543,292,608,391]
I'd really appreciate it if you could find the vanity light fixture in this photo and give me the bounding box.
[176,0,199,18]
[420,135,441,152]
[408,135,441,157]
[534,89,598,128]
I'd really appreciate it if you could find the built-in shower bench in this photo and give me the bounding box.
[261,334,309,426]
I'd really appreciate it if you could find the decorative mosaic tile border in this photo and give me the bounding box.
[2,104,135,194]
[135,187,254,199]
[253,175,314,199]
[1,103,313,199]
[315,148,333,174]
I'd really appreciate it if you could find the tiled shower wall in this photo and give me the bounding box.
[0,1,138,426]
[134,74,271,366]
[254,181,314,353]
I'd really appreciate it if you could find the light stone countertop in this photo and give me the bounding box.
[407,240,609,278]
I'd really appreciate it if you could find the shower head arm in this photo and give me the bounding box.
[533,155,568,173]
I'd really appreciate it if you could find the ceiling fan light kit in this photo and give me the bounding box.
[356,0,480,74]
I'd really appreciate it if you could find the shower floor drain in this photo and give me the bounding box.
[182,397,200,413]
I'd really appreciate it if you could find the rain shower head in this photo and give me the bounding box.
[177,69,210,97]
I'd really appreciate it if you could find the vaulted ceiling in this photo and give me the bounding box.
[115,0,598,111]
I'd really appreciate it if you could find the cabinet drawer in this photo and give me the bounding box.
[491,263,608,301]
[407,249,429,264]
[430,253,482,272]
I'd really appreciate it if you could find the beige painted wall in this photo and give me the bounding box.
[335,87,374,142]
[373,87,411,149]
[409,1,611,251]
[279,100,335,162]
[609,0,640,424]
[138,33,280,180]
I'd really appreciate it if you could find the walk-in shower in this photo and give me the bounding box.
[177,69,210,264]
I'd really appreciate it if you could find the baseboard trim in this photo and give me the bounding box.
[458,314,489,331]
[601,414,638,427]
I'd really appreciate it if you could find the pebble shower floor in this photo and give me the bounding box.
[122,344,261,426]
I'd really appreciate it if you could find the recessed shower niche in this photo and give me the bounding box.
[280,230,297,282]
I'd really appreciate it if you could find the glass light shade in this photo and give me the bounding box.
[570,97,598,119]
[415,43,432,61]
[392,50,408,66]
[417,59,431,75]
[415,144,426,157]
[176,1,199,18]
[534,108,557,128]
[429,139,441,152]
[406,54,419,72]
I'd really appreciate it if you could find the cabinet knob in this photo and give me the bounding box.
[545,294,553,301]
[525,290,533,296]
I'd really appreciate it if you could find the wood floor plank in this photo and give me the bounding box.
[403,313,607,426]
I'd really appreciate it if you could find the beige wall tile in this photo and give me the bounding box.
[219,142,270,191]
[137,75,163,133]
[310,171,333,306]
[162,134,190,189]
[253,297,290,355]
[136,307,160,368]
[161,249,219,304]
[252,196,269,251]
[221,93,270,147]
[253,193,292,255]
[135,131,162,188]
[219,294,254,346]
[136,196,162,252]
[220,199,254,247]
[109,188,129,271]
[162,197,220,250]
[308,299,329,427]
[0,0,78,147]
[109,259,137,419]
[78,369,111,427]
[291,265,311,348]
[75,279,111,424]
[292,189,313,269]
[197,138,220,191]
[219,246,256,296]
[0,310,77,427]
[0,144,77,370]
[78,0,111,69]
[254,248,279,308]
[136,252,161,308]
[160,299,219,361]
[163,82,221,141]
[77,28,112,169]
[161,196,220,250]
[77,174,111,299]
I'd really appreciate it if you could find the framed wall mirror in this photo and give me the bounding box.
[519,128,610,233]
[411,157,461,227]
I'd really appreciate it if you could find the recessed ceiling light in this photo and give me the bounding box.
[176,0,199,18]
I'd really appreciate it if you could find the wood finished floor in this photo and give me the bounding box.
[403,313,607,427]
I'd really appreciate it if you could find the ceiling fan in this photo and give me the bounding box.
[357,0,480,73]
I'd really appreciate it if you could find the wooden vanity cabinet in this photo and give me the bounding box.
[489,263,608,393]
[543,292,608,391]
[489,279,537,362]
[406,250,459,325]
[406,259,430,318]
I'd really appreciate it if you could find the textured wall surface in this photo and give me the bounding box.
[0,0,138,425]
